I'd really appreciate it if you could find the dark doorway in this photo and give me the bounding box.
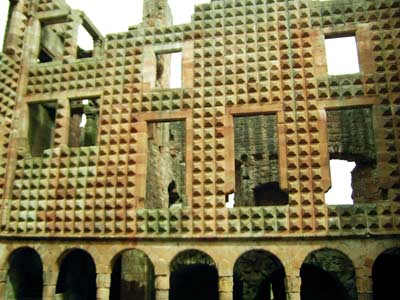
[6,248,43,300]
[372,248,400,300]
[56,249,97,300]
[300,248,357,300]
[110,249,155,300]
[169,250,218,300]
[233,250,287,300]
[300,264,346,300]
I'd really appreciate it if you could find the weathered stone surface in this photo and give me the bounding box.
[0,0,399,299]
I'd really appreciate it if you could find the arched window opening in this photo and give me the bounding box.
[233,250,287,300]
[170,250,218,300]
[110,249,155,300]
[300,248,357,300]
[56,249,96,300]
[5,248,43,300]
[372,248,400,300]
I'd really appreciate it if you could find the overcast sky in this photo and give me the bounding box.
[0,0,210,49]
[0,0,356,205]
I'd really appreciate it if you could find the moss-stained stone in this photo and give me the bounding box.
[0,0,399,298]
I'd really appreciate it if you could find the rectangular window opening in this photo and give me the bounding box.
[233,114,288,207]
[324,35,360,75]
[145,120,186,208]
[29,102,57,156]
[155,51,182,89]
[38,23,65,63]
[77,25,94,59]
[69,98,99,148]
[326,107,378,205]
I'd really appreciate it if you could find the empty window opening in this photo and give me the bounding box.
[5,248,43,300]
[233,114,288,207]
[56,249,96,300]
[110,249,155,300]
[167,1,210,25]
[325,35,360,75]
[146,121,186,208]
[0,0,10,51]
[233,250,287,300]
[38,23,65,63]
[38,48,53,63]
[29,102,56,156]
[254,182,289,206]
[300,248,358,300]
[372,248,400,300]
[170,250,218,300]
[325,160,356,205]
[226,193,235,208]
[77,25,94,59]
[168,180,181,207]
[69,98,99,147]
[326,108,378,204]
[155,51,182,88]
[170,52,182,88]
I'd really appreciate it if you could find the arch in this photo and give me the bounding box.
[372,247,400,300]
[110,249,155,300]
[169,249,218,300]
[300,248,357,300]
[233,249,287,300]
[56,248,97,300]
[5,247,43,300]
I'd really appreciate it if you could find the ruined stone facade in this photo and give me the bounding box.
[0,0,399,299]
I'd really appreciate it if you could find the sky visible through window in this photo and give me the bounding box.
[325,36,360,75]
[0,0,358,205]
[0,1,9,49]
[325,160,356,205]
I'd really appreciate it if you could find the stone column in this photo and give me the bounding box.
[219,275,233,300]
[142,45,157,90]
[0,269,7,299]
[52,99,70,148]
[155,273,169,300]
[182,41,194,89]
[142,0,173,27]
[23,17,41,64]
[286,275,301,300]
[42,270,58,300]
[356,269,373,300]
[82,102,98,146]
[96,273,111,300]
[3,1,26,56]
[63,11,82,60]
[93,39,104,57]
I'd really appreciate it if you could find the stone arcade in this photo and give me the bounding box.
[0,0,399,299]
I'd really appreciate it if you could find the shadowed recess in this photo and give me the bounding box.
[6,247,43,300]
[169,250,218,300]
